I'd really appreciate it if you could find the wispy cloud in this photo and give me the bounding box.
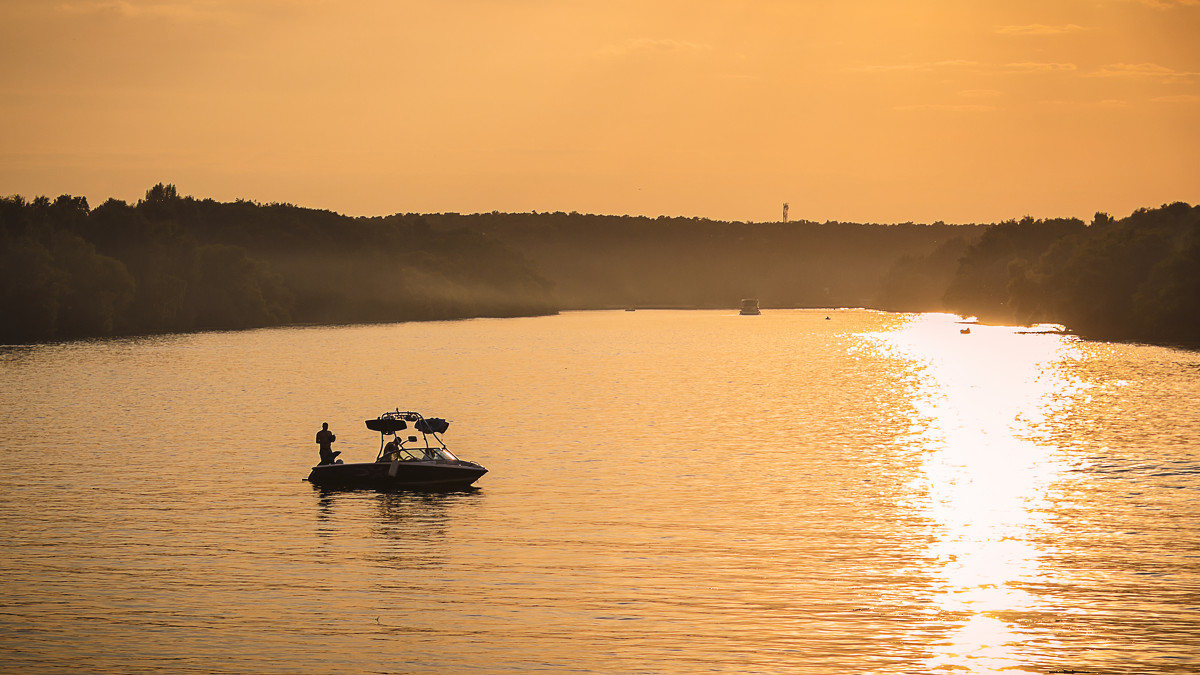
[1151,94,1200,102]
[995,24,1087,36]
[853,60,980,73]
[596,38,714,60]
[56,0,134,16]
[1039,97,1178,108]
[55,1,238,22]
[1090,62,1198,83]
[856,61,1076,75]
[1002,62,1079,73]
[958,89,1002,98]
[1127,0,1199,8]
[894,103,996,112]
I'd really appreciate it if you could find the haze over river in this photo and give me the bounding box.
[2,310,1198,674]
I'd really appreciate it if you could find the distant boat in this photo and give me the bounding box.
[960,328,971,334]
[739,299,761,315]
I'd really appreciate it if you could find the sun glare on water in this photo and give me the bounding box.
[872,314,1087,673]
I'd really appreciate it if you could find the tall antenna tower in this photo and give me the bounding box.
[782,202,789,222]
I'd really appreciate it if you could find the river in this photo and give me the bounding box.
[1,310,1197,673]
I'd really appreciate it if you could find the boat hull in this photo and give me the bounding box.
[307,460,487,490]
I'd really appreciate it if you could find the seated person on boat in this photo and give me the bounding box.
[376,435,454,463]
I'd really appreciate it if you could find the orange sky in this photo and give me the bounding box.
[2,0,1197,223]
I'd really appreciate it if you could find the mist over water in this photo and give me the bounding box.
[1,310,1197,674]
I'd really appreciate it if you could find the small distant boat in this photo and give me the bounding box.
[960,328,971,334]
[739,298,761,315]
[307,410,487,490]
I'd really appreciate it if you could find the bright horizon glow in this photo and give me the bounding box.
[1,0,1197,223]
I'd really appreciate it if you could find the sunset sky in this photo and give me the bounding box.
[2,0,1197,223]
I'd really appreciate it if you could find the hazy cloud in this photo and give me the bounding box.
[1040,97,1160,108]
[54,0,238,22]
[958,89,1002,98]
[1090,62,1197,82]
[1151,94,1200,102]
[858,61,1077,76]
[1002,62,1079,73]
[894,103,996,112]
[854,60,981,73]
[995,24,1086,35]
[596,38,714,60]
[863,59,1198,83]
[1127,0,1199,8]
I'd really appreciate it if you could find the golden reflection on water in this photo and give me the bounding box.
[875,314,1085,673]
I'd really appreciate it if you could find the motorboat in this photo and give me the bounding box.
[739,298,761,315]
[306,410,488,490]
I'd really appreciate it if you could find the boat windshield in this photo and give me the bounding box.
[379,444,458,463]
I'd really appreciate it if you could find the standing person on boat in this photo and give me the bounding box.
[315,422,340,465]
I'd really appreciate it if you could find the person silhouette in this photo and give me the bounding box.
[381,438,400,462]
[315,422,340,465]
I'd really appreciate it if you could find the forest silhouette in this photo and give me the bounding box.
[1,184,1196,344]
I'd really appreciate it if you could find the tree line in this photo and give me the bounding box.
[0,184,555,343]
[397,211,984,311]
[939,202,1200,343]
[1,184,1195,344]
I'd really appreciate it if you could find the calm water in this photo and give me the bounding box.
[1,310,1197,674]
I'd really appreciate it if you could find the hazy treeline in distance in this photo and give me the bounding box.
[942,202,1200,343]
[1,184,1196,344]
[403,210,982,312]
[0,184,555,343]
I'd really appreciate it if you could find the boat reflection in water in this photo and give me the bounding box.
[307,410,488,490]
[873,315,1084,674]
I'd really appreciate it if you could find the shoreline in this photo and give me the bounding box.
[4,307,1196,352]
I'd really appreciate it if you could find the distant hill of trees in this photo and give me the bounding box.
[392,211,984,311]
[941,202,1200,343]
[0,184,555,343]
[1,184,1195,344]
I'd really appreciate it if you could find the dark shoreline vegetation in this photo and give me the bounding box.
[2,184,1197,345]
